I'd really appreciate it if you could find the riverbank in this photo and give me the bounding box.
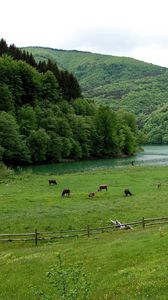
[11,144,168,175]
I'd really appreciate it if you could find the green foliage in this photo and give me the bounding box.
[116,110,138,154]
[143,104,168,144]
[0,111,30,164]
[24,47,168,145]
[41,70,61,103]
[0,162,14,178]
[17,60,42,106]
[95,106,118,155]
[27,129,49,162]
[58,70,82,101]
[72,99,96,116]
[0,43,141,165]
[0,55,23,106]
[47,133,63,161]
[18,105,37,135]
[0,83,14,113]
[38,253,90,300]
[0,39,81,101]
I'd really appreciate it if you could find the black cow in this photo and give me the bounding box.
[157,183,161,189]
[62,189,70,197]
[124,189,132,196]
[49,179,57,185]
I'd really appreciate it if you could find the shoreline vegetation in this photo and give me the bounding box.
[0,39,142,167]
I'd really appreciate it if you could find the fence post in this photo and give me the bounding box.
[142,217,145,229]
[87,225,90,237]
[35,229,38,245]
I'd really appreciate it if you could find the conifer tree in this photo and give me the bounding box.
[0,38,8,55]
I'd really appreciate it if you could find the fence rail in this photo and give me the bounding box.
[0,216,168,245]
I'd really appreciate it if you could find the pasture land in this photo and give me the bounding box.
[0,165,168,299]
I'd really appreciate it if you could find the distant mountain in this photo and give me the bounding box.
[24,47,168,143]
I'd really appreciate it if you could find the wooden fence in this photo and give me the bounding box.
[0,216,168,245]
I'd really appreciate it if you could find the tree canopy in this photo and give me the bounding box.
[0,39,141,166]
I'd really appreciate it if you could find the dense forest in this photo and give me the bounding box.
[0,39,141,166]
[24,46,168,144]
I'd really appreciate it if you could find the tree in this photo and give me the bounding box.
[0,39,8,56]
[0,111,30,164]
[116,110,138,154]
[117,125,137,154]
[18,60,42,106]
[58,100,75,115]
[46,59,60,79]
[57,117,72,137]
[95,106,118,156]
[70,139,82,158]
[72,98,96,116]
[18,105,37,136]
[47,133,63,161]
[27,129,49,162]
[38,60,47,73]
[61,137,72,158]
[0,83,14,113]
[59,70,81,101]
[68,115,92,158]
[41,70,61,103]
[117,110,137,133]
[0,55,22,106]
[35,253,90,300]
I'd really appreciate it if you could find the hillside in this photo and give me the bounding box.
[24,47,168,114]
[24,47,168,143]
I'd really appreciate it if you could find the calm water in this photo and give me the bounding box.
[17,145,168,175]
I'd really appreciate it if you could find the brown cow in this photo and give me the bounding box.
[62,189,70,197]
[98,184,108,191]
[88,192,95,198]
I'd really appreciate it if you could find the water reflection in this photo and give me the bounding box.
[135,145,168,166]
[16,145,168,175]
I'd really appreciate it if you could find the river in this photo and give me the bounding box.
[17,145,168,175]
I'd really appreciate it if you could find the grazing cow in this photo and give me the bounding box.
[62,189,70,197]
[157,183,161,189]
[49,179,57,185]
[124,189,132,196]
[98,184,108,192]
[88,192,95,198]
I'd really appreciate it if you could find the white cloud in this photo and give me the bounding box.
[1,0,168,66]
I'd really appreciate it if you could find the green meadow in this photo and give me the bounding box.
[0,165,168,299]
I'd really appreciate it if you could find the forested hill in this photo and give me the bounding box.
[0,39,141,166]
[24,47,168,144]
[24,47,167,95]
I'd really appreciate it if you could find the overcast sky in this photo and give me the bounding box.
[1,0,168,67]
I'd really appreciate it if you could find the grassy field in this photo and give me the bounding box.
[0,165,168,299]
